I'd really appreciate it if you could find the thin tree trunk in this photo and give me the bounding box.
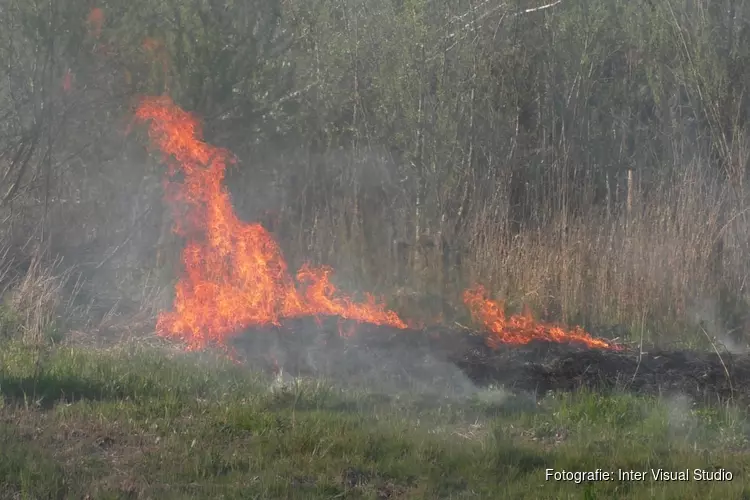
[413,43,427,279]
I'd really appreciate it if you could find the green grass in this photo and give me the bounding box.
[1,340,750,499]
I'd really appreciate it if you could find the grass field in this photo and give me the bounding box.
[1,338,750,499]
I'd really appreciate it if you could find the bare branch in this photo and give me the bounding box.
[428,0,565,61]
[513,0,563,17]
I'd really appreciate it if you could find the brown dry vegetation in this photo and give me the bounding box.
[1,0,749,349]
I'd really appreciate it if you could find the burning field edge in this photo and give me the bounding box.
[229,317,749,404]
[131,96,747,407]
[3,332,750,500]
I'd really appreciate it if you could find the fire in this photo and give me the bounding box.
[87,8,104,38]
[134,96,406,349]
[62,69,73,93]
[134,95,617,352]
[463,285,620,350]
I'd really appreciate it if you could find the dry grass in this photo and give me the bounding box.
[8,254,73,344]
[264,159,749,347]
[1,156,746,350]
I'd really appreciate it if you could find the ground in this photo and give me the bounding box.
[2,333,750,499]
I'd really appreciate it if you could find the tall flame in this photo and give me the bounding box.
[135,96,618,352]
[134,96,406,349]
[463,285,620,350]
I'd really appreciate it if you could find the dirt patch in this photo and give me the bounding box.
[339,466,413,499]
[229,317,750,403]
[341,466,371,489]
[1,405,155,498]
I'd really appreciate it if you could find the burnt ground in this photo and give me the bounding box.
[229,316,750,404]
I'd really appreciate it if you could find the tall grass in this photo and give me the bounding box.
[268,156,749,346]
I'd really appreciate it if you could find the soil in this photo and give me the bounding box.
[229,316,750,403]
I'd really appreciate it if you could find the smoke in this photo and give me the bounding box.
[658,393,750,452]
[231,320,484,402]
[663,393,693,433]
[688,296,748,354]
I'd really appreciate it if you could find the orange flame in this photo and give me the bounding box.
[463,285,620,350]
[134,96,406,349]
[134,95,618,352]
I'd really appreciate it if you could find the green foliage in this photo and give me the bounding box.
[0,304,21,340]
[0,426,68,499]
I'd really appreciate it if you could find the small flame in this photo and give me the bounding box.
[134,96,406,350]
[463,285,620,350]
[62,69,73,93]
[87,8,104,38]
[141,38,162,53]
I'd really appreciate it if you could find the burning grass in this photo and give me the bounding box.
[0,94,731,498]
[1,340,749,499]
[133,95,620,354]
[130,94,750,407]
[135,96,409,351]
